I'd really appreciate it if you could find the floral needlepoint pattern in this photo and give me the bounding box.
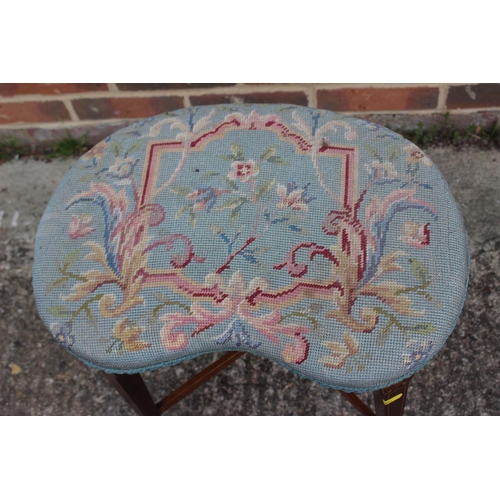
[50,322,75,350]
[321,333,359,369]
[400,222,430,248]
[368,161,398,182]
[68,215,95,239]
[82,141,108,162]
[403,340,433,370]
[112,318,151,352]
[108,158,138,179]
[215,319,261,349]
[228,160,259,182]
[276,181,315,211]
[33,104,469,391]
[404,145,433,167]
[186,186,231,212]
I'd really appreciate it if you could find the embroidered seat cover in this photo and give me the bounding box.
[33,104,469,391]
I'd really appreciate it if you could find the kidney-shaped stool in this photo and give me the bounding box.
[33,104,469,415]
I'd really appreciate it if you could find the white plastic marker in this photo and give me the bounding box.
[11,211,19,227]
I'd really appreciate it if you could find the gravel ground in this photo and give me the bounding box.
[1,145,499,415]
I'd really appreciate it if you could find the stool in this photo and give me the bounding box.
[32,104,469,415]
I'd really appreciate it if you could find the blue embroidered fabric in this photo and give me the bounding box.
[32,104,469,391]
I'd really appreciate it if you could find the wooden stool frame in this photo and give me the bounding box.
[102,352,414,416]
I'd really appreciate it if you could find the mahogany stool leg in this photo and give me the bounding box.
[103,372,160,416]
[338,390,376,416]
[372,375,414,416]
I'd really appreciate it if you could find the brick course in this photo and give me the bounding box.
[0,83,108,97]
[116,83,236,91]
[446,84,500,109]
[317,87,439,112]
[189,91,308,107]
[0,101,70,124]
[72,96,184,120]
[1,84,499,146]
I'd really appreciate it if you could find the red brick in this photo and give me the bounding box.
[446,84,500,109]
[0,83,108,97]
[116,83,236,91]
[0,101,70,124]
[317,87,439,112]
[72,96,184,120]
[190,91,308,107]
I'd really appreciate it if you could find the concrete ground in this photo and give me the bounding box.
[1,146,499,416]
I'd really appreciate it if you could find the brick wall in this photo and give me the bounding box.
[1,83,499,146]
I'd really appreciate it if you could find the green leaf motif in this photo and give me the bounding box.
[229,206,242,226]
[110,141,121,157]
[408,323,437,336]
[260,146,277,161]
[216,197,246,210]
[230,143,244,161]
[256,178,276,200]
[267,156,289,166]
[79,174,99,182]
[46,277,70,294]
[153,292,169,303]
[127,141,143,154]
[273,106,296,112]
[409,258,430,285]
[188,211,197,229]
[48,305,74,318]
[63,249,81,270]
[388,143,400,161]
[218,154,236,161]
[170,186,193,197]
[85,307,98,331]
[203,171,220,177]
[376,321,393,347]
[175,204,192,220]
[148,313,159,327]
[364,144,382,160]
[224,178,238,190]
[278,311,319,330]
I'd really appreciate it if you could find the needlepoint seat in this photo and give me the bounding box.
[33,104,468,415]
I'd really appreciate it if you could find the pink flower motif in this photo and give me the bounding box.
[68,215,95,239]
[276,183,308,211]
[193,201,207,211]
[227,160,259,182]
[82,141,108,161]
[400,222,430,248]
[404,145,433,166]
